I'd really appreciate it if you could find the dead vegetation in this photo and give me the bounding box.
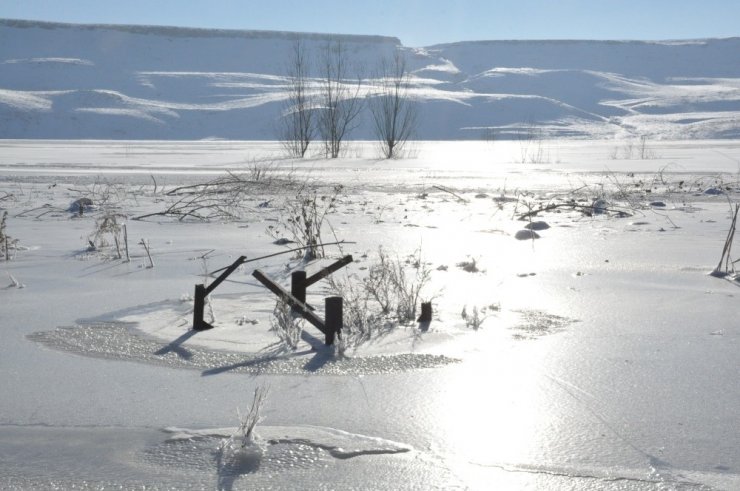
[270,299,304,350]
[267,184,343,260]
[711,203,739,278]
[326,247,433,346]
[1,211,14,260]
[134,164,292,221]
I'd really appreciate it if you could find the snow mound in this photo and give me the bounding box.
[164,425,412,459]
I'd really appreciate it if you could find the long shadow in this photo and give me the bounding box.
[76,299,186,325]
[215,444,262,491]
[300,330,325,350]
[303,349,334,372]
[299,330,337,372]
[202,330,335,376]
[77,259,129,278]
[154,329,198,360]
[201,344,314,377]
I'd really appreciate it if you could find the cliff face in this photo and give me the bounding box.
[2,19,740,139]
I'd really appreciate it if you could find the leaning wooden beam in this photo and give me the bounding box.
[305,255,353,287]
[205,255,247,295]
[252,269,329,336]
[208,241,355,276]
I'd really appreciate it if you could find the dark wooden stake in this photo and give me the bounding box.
[291,271,307,310]
[417,302,432,322]
[193,283,213,331]
[325,296,343,346]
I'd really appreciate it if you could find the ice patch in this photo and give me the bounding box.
[139,425,415,490]
[511,310,576,339]
[28,323,459,375]
[163,425,412,459]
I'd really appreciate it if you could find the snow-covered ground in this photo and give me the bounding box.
[1,139,739,489]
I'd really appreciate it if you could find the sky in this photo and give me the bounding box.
[1,0,739,46]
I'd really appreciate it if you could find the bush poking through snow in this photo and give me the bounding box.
[216,385,270,481]
[325,247,433,353]
[1,211,14,260]
[268,184,342,260]
[234,385,269,448]
[365,247,432,323]
[270,299,304,350]
[363,248,395,314]
[88,212,127,258]
[461,304,500,330]
[326,273,385,352]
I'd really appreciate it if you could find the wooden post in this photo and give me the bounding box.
[324,296,343,346]
[193,283,213,331]
[291,271,307,307]
[418,302,432,322]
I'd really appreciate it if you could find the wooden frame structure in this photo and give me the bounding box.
[192,254,353,346]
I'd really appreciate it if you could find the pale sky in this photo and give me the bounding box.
[1,0,739,46]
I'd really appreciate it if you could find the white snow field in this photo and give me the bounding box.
[1,139,740,489]
[2,19,740,141]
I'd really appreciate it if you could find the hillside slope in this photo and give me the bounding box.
[2,19,740,140]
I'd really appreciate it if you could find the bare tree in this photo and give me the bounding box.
[279,39,314,158]
[317,39,363,159]
[369,52,417,159]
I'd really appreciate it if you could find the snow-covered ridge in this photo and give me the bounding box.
[2,18,740,140]
[0,18,401,44]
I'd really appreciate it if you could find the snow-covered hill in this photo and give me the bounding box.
[2,18,740,140]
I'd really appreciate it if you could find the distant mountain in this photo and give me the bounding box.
[2,19,740,140]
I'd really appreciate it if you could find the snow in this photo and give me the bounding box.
[3,19,740,140]
[2,15,740,489]
[1,139,740,489]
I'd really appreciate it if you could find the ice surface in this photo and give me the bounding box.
[2,140,740,489]
[28,323,459,375]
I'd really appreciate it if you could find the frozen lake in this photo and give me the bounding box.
[1,139,739,489]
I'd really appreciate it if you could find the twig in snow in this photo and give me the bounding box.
[139,239,154,268]
[712,203,739,276]
[432,185,469,203]
[123,224,130,262]
[7,273,24,289]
